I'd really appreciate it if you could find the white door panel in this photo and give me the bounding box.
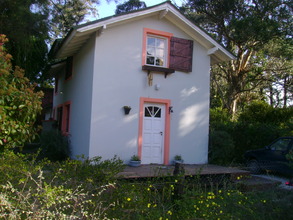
[142,103,165,164]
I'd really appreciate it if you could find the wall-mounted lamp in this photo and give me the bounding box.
[123,106,131,115]
[169,106,173,113]
[155,83,160,90]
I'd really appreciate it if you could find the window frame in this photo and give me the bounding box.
[146,35,167,67]
[55,101,71,135]
[142,28,173,68]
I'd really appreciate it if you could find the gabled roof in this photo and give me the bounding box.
[50,1,235,64]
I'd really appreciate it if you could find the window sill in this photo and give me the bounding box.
[142,65,175,78]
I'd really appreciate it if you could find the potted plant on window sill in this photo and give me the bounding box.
[173,155,184,165]
[129,155,141,167]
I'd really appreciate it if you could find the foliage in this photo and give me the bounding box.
[48,155,125,188]
[174,155,183,161]
[209,130,235,165]
[259,38,293,107]
[130,154,141,161]
[0,35,43,149]
[115,0,147,15]
[182,0,292,116]
[0,0,115,83]
[1,151,292,219]
[47,0,101,39]
[0,151,121,219]
[238,101,293,125]
[0,0,49,82]
[39,130,70,161]
[209,102,292,165]
[209,107,231,125]
[0,150,41,186]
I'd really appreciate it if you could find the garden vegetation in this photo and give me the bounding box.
[1,2,292,218]
[0,35,43,150]
[1,150,293,219]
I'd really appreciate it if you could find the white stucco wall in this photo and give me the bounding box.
[88,16,210,164]
[53,35,96,158]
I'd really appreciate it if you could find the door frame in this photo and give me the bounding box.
[138,97,171,165]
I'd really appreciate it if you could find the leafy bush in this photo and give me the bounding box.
[1,151,293,219]
[209,130,235,165]
[239,101,293,126]
[49,155,125,188]
[39,130,70,161]
[0,151,124,219]
[209,101,292,165]
[0,150,41,185]
[0,35,43,149]
[210,107,231,125]
[0,163,116,219]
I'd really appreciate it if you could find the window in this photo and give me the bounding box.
[54,77,58,94]
[142,28,193,73]
[270,138,291,151]
[64,103,71,133]
[144,106,161,118]
[143,28,172,68]
[56,106,63,131]
[146,36,167,67]
[56,102,71,134]
[65,56,73,80]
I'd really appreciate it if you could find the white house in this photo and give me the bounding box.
[49,2,234,165]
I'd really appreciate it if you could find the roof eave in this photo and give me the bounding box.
[52,1,235,63]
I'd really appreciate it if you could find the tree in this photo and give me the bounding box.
[0,0,49,83]
[115,0,146,15]
[47,0,101,39]
[0,35,43,149]
[259,38,293,107]
[182,0,292,116]
[0,0,107,83]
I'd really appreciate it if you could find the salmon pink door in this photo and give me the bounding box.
[141,103,165,164]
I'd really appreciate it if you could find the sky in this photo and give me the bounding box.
[94,0,186,19]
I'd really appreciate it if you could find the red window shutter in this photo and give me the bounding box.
[169,37,193,72]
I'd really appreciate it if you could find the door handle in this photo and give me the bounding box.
[160,131,163,135]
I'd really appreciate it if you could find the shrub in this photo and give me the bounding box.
[1,151,293,219]
[0,150,41,185]
[210,107,231,125]
[239,101,293,126]
[0,35,43,149]
[209,130,235,165]
[0,165,116,219]
[0,151,124,219]
[209,103,292,165]
[49,155,125,188]
[39,130,70,161]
